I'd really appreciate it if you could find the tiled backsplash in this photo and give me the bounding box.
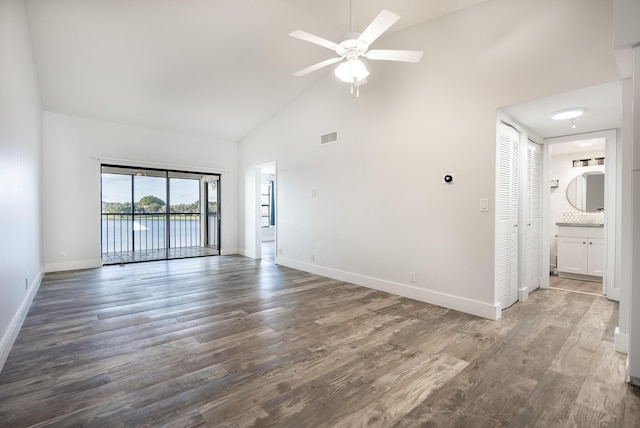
[562,211,605,224]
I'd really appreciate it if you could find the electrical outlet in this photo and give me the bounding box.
[59,251,66,260]
[409,272,416,283]
[25,278,28,290]
[278,248,282,256]
[310,254,315,262]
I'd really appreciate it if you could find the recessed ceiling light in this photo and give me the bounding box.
[551,108,585,120]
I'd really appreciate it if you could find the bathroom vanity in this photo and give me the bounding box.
[556,223,604,282]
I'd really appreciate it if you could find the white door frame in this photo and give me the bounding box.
[542,129,618,299]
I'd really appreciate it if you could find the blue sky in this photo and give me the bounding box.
[102,174,199,205]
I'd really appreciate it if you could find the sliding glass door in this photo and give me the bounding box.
[101,165,220,264]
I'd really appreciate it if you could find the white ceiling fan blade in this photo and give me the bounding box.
[289,30,339,51]
[364,49,424,63]
[293,57,343,77]
[358,9,400,47]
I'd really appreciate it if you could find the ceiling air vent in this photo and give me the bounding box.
[320,131,338,145]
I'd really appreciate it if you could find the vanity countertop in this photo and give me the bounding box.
[556,222,604,228]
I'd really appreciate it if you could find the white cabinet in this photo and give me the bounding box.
[586,237,604,276]
[558,236,588,274]
[557,225,604,281]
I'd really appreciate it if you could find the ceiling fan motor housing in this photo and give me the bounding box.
[336,32,368,57]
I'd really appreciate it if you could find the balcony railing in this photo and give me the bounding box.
[101,213,218,259]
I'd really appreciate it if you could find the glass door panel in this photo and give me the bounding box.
[206,177,219,251]
[169,177,201,252]
[101,172,133,258]
[133,172,167,255]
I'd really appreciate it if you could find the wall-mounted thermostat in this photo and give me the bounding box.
[442,173,456,184]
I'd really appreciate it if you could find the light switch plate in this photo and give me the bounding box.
[480,198,489,212]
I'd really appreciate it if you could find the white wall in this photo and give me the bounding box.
[237,0,620,319]
[617,80,632,353]
[629,46,640,384]
[549,149,605,267]
[613,0,640,383]
[613,0,640,49]
[0,0,44,369]
[42,112,238,272]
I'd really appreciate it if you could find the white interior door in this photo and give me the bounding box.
[523,140,542,293]
[496,123,520,309]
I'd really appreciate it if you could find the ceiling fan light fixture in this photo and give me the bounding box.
[290,7,421,97]
[334,58,369,83]
[551,108,585,120]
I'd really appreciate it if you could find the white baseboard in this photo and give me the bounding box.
[221,248,239,256]
[0,272,43,373]
[615,327,629,354]
[276,257,500,320]
[45,258,102,273]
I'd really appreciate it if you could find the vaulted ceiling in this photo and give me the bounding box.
[25,0,622,143]
[25,0,491,141]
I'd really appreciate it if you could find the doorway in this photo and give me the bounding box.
[543,130,618,300]
[256,162,276,262]
[100,165,220,264]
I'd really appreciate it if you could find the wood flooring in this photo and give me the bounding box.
[549,275,604,296]
[0,256,638,427]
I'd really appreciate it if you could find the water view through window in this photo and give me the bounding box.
[101,165,220,264]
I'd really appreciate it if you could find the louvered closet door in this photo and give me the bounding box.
[496,124,519,310]
[524,140,542,292]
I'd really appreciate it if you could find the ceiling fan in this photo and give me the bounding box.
[289,4,423,96]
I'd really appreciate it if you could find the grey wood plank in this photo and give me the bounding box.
[332,352,468,428]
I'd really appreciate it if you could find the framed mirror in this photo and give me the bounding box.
[566,171,604,212]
